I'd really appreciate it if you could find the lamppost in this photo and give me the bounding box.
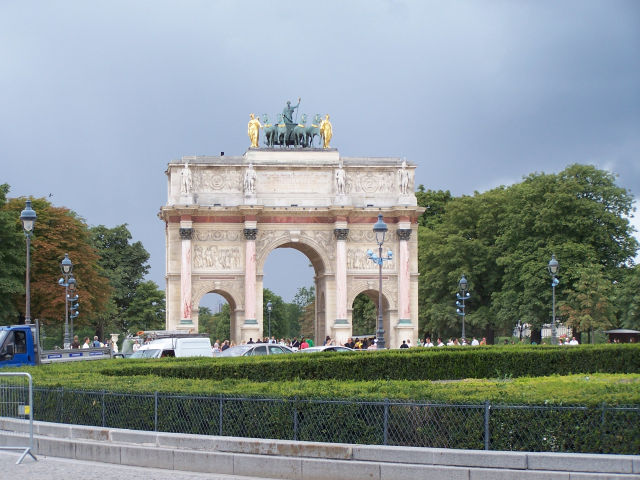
[266,300,272,340]
[548,254,559,345]
[68,276,78,341]
[367,214,393,350]
[58,254,73,349]
[456,274,471,340]
[19,200,37,325]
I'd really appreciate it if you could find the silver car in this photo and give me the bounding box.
[297,345,355,353]
[217,344,294,357]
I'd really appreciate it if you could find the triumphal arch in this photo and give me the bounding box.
[159,105,423,347]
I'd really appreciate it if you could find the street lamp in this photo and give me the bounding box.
[67,275,78,341]
[58,254,73,349]
[456,274,471,340]
[20,200,37,325]
[367,214,393,349]
[548,254,559,345]
[266,300,272,340]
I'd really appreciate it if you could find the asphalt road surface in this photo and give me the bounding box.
[0,451,278,480]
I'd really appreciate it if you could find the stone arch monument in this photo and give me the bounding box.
[159,148,423,348]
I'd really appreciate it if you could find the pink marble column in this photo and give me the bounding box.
[243,228,258,324]
[397,229,412,322]
[334,228,349,322]
[179,227,193,322]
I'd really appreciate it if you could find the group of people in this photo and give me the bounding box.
[398,336,488,348]
[343,337,379,350]
[70,335,118,352]
[211,336,318,353]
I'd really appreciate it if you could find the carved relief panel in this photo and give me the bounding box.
[192,168,243,193]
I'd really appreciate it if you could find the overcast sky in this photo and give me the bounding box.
[2,1,639,307]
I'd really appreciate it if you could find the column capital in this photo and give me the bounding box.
[333,228,349,241]
[244,228,258,240]
[397,229,412,241]
[179,227,193,240]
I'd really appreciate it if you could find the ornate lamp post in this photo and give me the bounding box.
[266,300,272,340]
[67,276,78,341]
[548,254,559,345]
[58,254,73,349]
[19,200,37,325]
[456,274,471,340]
[367,214,393,349]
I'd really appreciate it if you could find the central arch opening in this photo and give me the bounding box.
[260,241,326,344]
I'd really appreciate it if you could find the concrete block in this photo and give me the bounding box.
[528,453,633,474]
[76,441,121,464]
[0,432,28,448]
[634,458,640,474]
[470,468,569,480]
[110,429,158,446]
[301,457,379,480]
[354,445,434,465]
[570,474,640,480]
[120,445,174,470]
[157,432,219,451]
[432,448,528,469]
[229,438,352,460]
[380,463,469,480]
[36,422,71,438]
[35,436,76,459]
[0,418,27,433]
[235,453,302,480]
[173,450,235,474]
[71,424,110,441]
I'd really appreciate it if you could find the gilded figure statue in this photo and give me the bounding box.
[247,113,262,148]
[320,114,333,148]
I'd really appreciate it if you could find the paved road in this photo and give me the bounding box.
[0,451,277,480]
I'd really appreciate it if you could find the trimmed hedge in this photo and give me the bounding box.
[101,344,640,383]
[30,387,640,454]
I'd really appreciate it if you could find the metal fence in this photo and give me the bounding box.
[0,373,37,464]
[28,387,640,455]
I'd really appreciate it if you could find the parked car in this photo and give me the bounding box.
[217,344,294,357]
[297,345,355,353]
[129,337,213,358]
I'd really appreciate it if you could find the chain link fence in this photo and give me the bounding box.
[29,387,639,454]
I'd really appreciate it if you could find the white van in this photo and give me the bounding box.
[130,337,213,358]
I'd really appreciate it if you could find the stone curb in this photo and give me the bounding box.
[0,419,638,479]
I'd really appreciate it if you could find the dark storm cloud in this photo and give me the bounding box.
[1,1,638,301]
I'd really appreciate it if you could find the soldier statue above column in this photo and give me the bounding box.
[247,99,333,149]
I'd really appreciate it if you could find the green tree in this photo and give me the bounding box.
[126,280,166,333]
[559,264,616,342]
[415,186,453,228]
[3,196,111,341]
[352,293,376,335]
[89,224,150,335]
[0,184,25,322]
[613,265,640,330]
[198,305,230,342]
[493,164,637,341]
[418,188,507,342]
[292,286,314,340]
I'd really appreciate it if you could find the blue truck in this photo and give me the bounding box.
[0,324,112,367]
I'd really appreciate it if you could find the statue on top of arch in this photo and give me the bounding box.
[247,98,333,149]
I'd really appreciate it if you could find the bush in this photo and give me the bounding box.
[101,344,640,383]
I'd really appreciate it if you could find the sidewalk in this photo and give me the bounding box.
[0,451,278,480]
